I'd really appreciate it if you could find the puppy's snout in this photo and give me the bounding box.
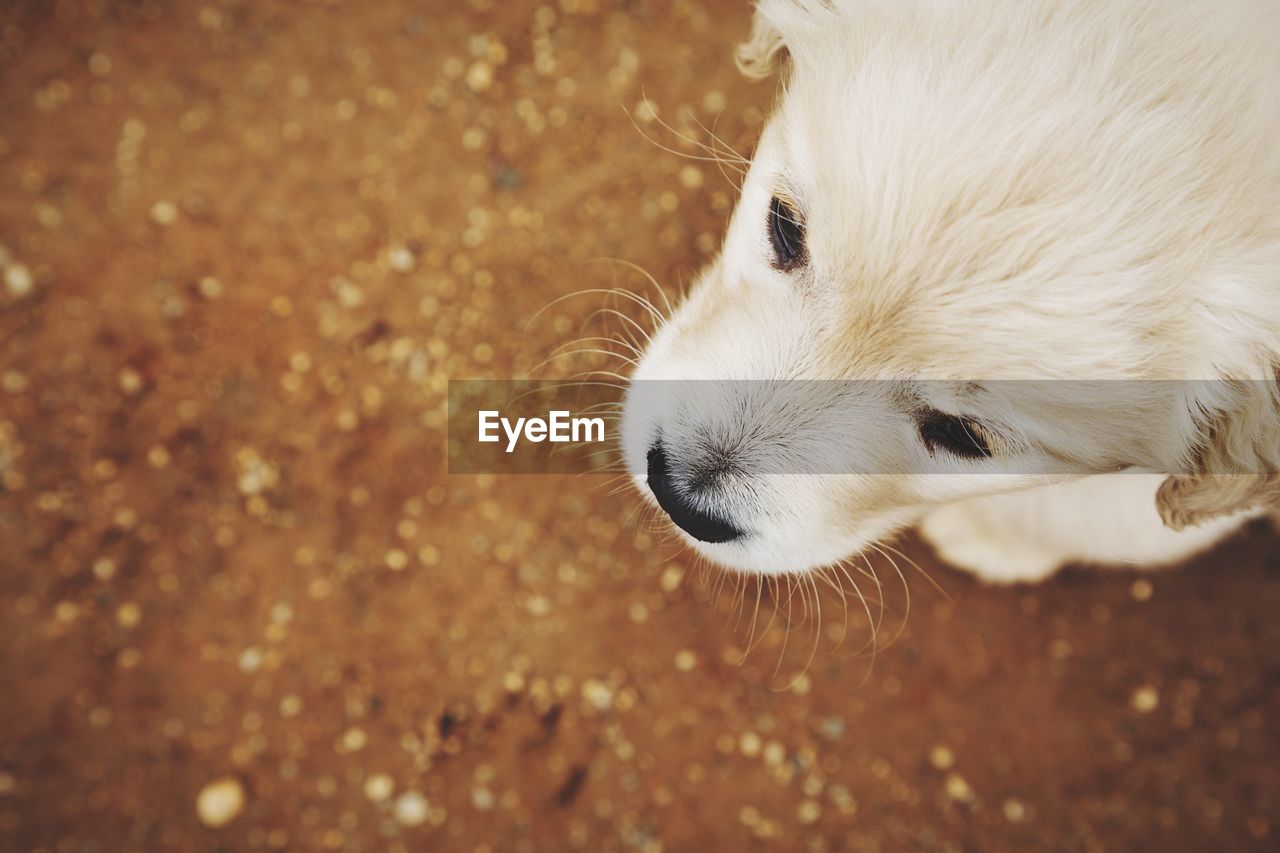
[646,444,745,544]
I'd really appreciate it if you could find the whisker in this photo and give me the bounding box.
[623,101,749,176]
[584,259,676,323]
[814,566,851,649]
[584,306,653,347]
[526,344,638,378]
[880,539,951,603]
[867,543,913,649]
[686,111,752,190]
[742,575,773,659]
[772,574,811,679]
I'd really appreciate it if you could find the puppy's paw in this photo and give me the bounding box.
[918,505,1064,585]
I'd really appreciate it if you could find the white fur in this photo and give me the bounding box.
[919,474,1253,583]
[622,0,1280,582]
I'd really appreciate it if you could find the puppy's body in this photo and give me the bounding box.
[623,0,1280,582]
[920,475,1259,583]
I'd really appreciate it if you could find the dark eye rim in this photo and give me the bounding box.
[917,410,995,460]
[768,195,806,271]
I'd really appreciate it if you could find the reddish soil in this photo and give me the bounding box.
[0,1,1277,850]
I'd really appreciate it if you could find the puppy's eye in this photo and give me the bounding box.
[768,195,806,270]
[918,410,995,460]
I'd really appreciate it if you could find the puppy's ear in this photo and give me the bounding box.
[737,1,838,81]
[1157,374,1280,530]
[736,4,789,80]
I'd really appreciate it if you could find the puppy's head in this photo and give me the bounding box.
[621,0,1280,574]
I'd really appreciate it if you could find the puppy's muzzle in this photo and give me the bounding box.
[646,444,745,544]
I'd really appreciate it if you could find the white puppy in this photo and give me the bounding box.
[621,0,1280,583]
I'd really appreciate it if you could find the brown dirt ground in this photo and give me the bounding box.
[1,1,1278,851]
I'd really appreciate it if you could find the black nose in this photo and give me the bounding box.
[646,445,745,544]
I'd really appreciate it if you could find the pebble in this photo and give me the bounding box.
[465,62,494,92]
[1130,579,1154,602]
[150,201,179,226]
[820,717,845,740]
[581,678,614,711]
[197,276,224,299]
[118,367,143,395]
[702,90,727,112]
[363,773,394,802]
[386,245,415,273]
[92,557,117,581]
[196,777,246,827]
[1003,798,1029,822]
[2,371,28,393]
[829,784,858,816]
[235,450,279,496]
[659,566,682,592]
[944,773,975,803]
[88,52,112,76]
[1131,685,1160,713]
[116,601,142,628]
[148,445,172,468]
[339,726,367,752]
[394,791,429,827]
[928,745,954,771]
[633,98,659,124]
[239,647,264,673]
[471,786,496,810]
[4,264,33,297]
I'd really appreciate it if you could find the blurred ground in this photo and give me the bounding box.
[1,0,1278,850]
